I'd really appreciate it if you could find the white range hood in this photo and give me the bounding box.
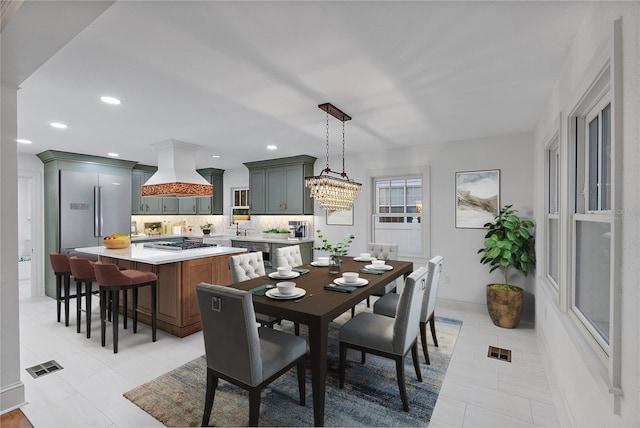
[142,140,213,197]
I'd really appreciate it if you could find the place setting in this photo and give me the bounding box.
[353,252,375,262]
[310,256,330,267]
[265,281,307,300]
[268,266,301,280]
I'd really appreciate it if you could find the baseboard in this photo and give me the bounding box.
[0,381,26,415]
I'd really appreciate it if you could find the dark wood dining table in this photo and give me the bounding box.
[229,257,414,426]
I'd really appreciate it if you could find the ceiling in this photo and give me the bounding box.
[15,1,590,169]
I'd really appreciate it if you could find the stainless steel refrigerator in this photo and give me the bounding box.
[59,170,130,255]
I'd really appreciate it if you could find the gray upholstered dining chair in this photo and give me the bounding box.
[196,283,307,427]
[373,255,443,365]
[352,242,399,317]
[338,266,428,412]
[275,245,303,268]
[229,252,280,329]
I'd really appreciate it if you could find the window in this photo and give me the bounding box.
[232,188,250,221]
[572,88,613,353]
[545,135,560,290]
[372,177,424,255]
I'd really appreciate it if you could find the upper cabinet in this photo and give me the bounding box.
[244,155,316,215]
[131,166,224,215]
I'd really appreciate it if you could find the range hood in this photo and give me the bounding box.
[141,140,213,197]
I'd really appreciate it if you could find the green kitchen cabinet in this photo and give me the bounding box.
[244,155,316,215]
[196,168,225,215]
[179,197,198,214]
[131,166,162,214]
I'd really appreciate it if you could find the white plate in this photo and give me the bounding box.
[268,271,301,280]
[310,261,329,267]
[353,256,374,262]
[333,277,369,287]
[365,264,393,271]
[265,288,306,300]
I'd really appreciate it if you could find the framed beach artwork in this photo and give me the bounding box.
[326,207,354,226]
[455,170,500,228]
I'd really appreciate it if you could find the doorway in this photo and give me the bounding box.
[17,172,43,298]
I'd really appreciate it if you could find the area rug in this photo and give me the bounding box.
[124,311,462,427]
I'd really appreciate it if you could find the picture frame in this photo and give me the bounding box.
[455,169,500,229]
[326,208,354,226]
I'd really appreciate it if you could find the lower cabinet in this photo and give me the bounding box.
[101,252,239,337]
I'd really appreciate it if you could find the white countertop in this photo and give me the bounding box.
[227,236,314,244]
[74,243,246,265]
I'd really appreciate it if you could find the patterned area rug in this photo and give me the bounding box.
[124,311,462,427]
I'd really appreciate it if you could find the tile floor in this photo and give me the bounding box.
[16,280,560,427]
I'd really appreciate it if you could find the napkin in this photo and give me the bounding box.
[324,284,356,293]
[292,268,310,275]
[249,284,272,296]
[360,268,385,275]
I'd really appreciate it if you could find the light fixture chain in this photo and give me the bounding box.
[342,119,346,174]
[325,110,330,169]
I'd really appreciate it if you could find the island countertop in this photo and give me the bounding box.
[74,243,247,265]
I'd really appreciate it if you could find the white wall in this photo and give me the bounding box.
[533,2,640,426]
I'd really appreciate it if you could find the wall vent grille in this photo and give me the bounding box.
[26,360,64,379]
[487,346,512,362]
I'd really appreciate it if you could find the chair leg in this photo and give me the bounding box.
[201,369,218,427]
[151,282,157,342]
[351,306,355,318]
[395,356,409,412]
[64,275,71,327]
[76,280,83,334]
[56,275,62,322]
[100,289,107,347]
[294,322,300,336]
[429,314,439,347]
[248,388,261,427]
[366,296,370,308]
[361,351,366,365]
[296,359,306,406]
[86,282,92,339]
[339,343,346,388]
[411,342,423,382]
[420,321,430,365]
[132,287,138,334]
[123,289,128,330]
[112,290,120,353]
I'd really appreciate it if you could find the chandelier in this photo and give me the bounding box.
[305,103,362,211]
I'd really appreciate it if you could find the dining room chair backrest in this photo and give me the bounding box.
[229,252,266,282]
[69,256,96,280]
[392,266,428,355]
[196,283,262,386]
[275,245,303,268]
[367,243,399,261]
[422,256,444,322]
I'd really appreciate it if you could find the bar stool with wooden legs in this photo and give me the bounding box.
[68,257,99,338]
[93,262,157,353]
[49,253,74,326]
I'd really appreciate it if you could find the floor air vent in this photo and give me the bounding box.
[26,360,64,379]
[487,346,512,362]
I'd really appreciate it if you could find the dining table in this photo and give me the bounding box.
[229,256,414,426]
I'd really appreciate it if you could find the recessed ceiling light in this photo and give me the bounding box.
[211,155,220,158]
[50,122,67,129]
[17,139,32,144]
[101,96,121,105]
[107,152,119,157]
[267,145,277,150]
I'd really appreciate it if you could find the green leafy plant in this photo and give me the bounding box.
[478,205,535,290]
[314,229,354,256]
[200,223,213,230]
[263,228,289,234]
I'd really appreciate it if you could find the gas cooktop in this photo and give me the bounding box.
[143,241,217,251]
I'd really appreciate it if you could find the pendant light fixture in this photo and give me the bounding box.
[305,103,362,211]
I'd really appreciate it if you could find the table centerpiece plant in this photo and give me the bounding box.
[314,230,355,274]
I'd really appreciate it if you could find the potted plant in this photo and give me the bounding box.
[200,223,213,235]
[263,228,290,239]
[314,230,354,274]
[478,204,535,328]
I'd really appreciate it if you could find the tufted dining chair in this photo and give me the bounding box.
[196,283,307,427]
[229,252,298,333]
[275,245,303,268]
[373,255,444,364]
[339,266,428,412]
[352,242,400,317]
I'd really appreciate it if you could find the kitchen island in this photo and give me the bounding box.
[75,243,246,337]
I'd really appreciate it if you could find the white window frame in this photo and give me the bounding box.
[544,131,560,292]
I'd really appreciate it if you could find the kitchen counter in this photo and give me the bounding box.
[226,235,314,244]
[131,234,201,242]
[75,243,246,265]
